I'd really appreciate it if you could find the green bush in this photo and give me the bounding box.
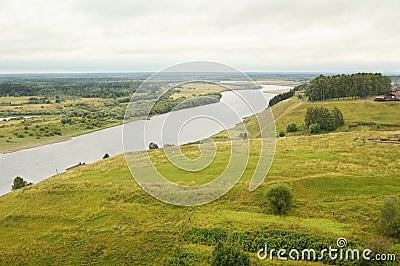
[183,227,228,246]
[380,197,400,239]
[211,241,250,266]
[149,142,159,149]
[286,122,298,132]
[103,153,110,159]
[361,235,393,265]
[265,183,293,215]
[12,176,27,190]
[305,106,334,131]
[278,130,285,137]
[165,247,201,266]
[309,123,321,134]
[184,227,362,264]
[305,106,345,132]
[332,106,344,128]
[16,133,25,138]
[238,132,248,139]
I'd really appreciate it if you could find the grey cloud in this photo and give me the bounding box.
[0,0,399,73]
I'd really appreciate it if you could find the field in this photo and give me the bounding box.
[0,97,126,152]
[170,82,227,99]
[0,97,399,265]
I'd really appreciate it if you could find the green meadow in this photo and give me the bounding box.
[0,97,126,153]
[0,97,399,265]
[270,97,400,136]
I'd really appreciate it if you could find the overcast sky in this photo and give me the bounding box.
[0,0,399,73]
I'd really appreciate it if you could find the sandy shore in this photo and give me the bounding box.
[262,88,291,94]
[255,80,300,87]
[1,137,74,154]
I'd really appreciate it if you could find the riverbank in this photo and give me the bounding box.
[0,122,121,154]
[0,96,127,154]
[261,88,292,94]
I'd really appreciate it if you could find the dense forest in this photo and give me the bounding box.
[305,73,391,101]
[0,79,140,98]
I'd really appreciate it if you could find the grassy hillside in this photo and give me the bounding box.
[271,97,400,136]
[0,98,399,265]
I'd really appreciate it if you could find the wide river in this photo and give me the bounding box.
[0,85,291,195]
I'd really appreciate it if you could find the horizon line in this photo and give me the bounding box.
[0,70,399,76]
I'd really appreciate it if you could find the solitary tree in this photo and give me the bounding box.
[265,183,293,215]
[12,176,27,190]
[103,153,110,159]
[149,142,159,149]
[380,197,400,239]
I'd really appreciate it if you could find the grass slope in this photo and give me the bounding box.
[271,97,400,136]
[0,98,399,265]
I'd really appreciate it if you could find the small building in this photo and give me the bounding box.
[374,91,400,102]
[393,91,400,98]
[384,93,396,100]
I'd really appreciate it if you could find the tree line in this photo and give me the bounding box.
[305,73,391,101]
[268,84,305,107]
[149,90,221,116]
[0,79,140,98]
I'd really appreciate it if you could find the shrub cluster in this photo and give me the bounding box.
[305,106,344,133]
[183,227,362,265]
[286,122,298,132]
[165,247,201,266]
[211,241,250,266]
